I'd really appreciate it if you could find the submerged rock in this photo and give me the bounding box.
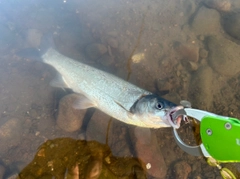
[18,138,147,179]
[57,94,86,132]
[173,161,191,179]
[223,12,240,40]
[133,127,167,179]
[0,118,23,155]
[174,42,199,62]
[86,110,110,144]
[191,6,221,35]
[204,0,231,12]
[188,66,213,110]
[207,35,240,76]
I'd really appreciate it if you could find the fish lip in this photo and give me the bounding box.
[167,106,185,129]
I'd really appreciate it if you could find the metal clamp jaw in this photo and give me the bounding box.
[173,108,240,163]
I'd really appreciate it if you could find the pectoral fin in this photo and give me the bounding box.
[115,100,134,118]
[50,73,69,88]
[73,94,97,109]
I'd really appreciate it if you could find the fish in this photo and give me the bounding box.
[17,43,184,129]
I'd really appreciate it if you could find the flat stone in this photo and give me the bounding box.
[207,35,240,76]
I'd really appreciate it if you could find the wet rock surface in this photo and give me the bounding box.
[207,35,240,76]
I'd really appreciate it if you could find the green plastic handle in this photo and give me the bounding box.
[201,116,240,162]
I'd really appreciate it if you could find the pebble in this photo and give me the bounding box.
[57,94,86,132]
[191,6,221,35]
[85,43,108,60]
[173,161,191,179]
[199,48,208,58]
[223,12,240,40]
[186,61,198,71]
[174,42,199,62]
[207,35,240,76]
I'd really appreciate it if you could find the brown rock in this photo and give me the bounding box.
[207,35,240,76]
[57,94,86,132]
[191,6,221,35]
[223,13,240,40]
[173,161,191,179]
[133,127,167,179]
[174,42,199,62]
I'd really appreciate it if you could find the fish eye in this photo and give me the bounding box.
[155,102,163,109]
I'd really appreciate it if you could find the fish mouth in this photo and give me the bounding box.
[167,106,188,129]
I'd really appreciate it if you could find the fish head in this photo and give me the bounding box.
[130,94,184,128]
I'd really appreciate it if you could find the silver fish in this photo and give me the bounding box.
[23,47,184,128]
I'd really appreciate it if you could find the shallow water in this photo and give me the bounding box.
[0,0,240,178]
